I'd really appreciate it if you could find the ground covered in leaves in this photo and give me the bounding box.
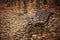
[0,3,60,40]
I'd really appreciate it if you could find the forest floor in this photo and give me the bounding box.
[0,3,60,40]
